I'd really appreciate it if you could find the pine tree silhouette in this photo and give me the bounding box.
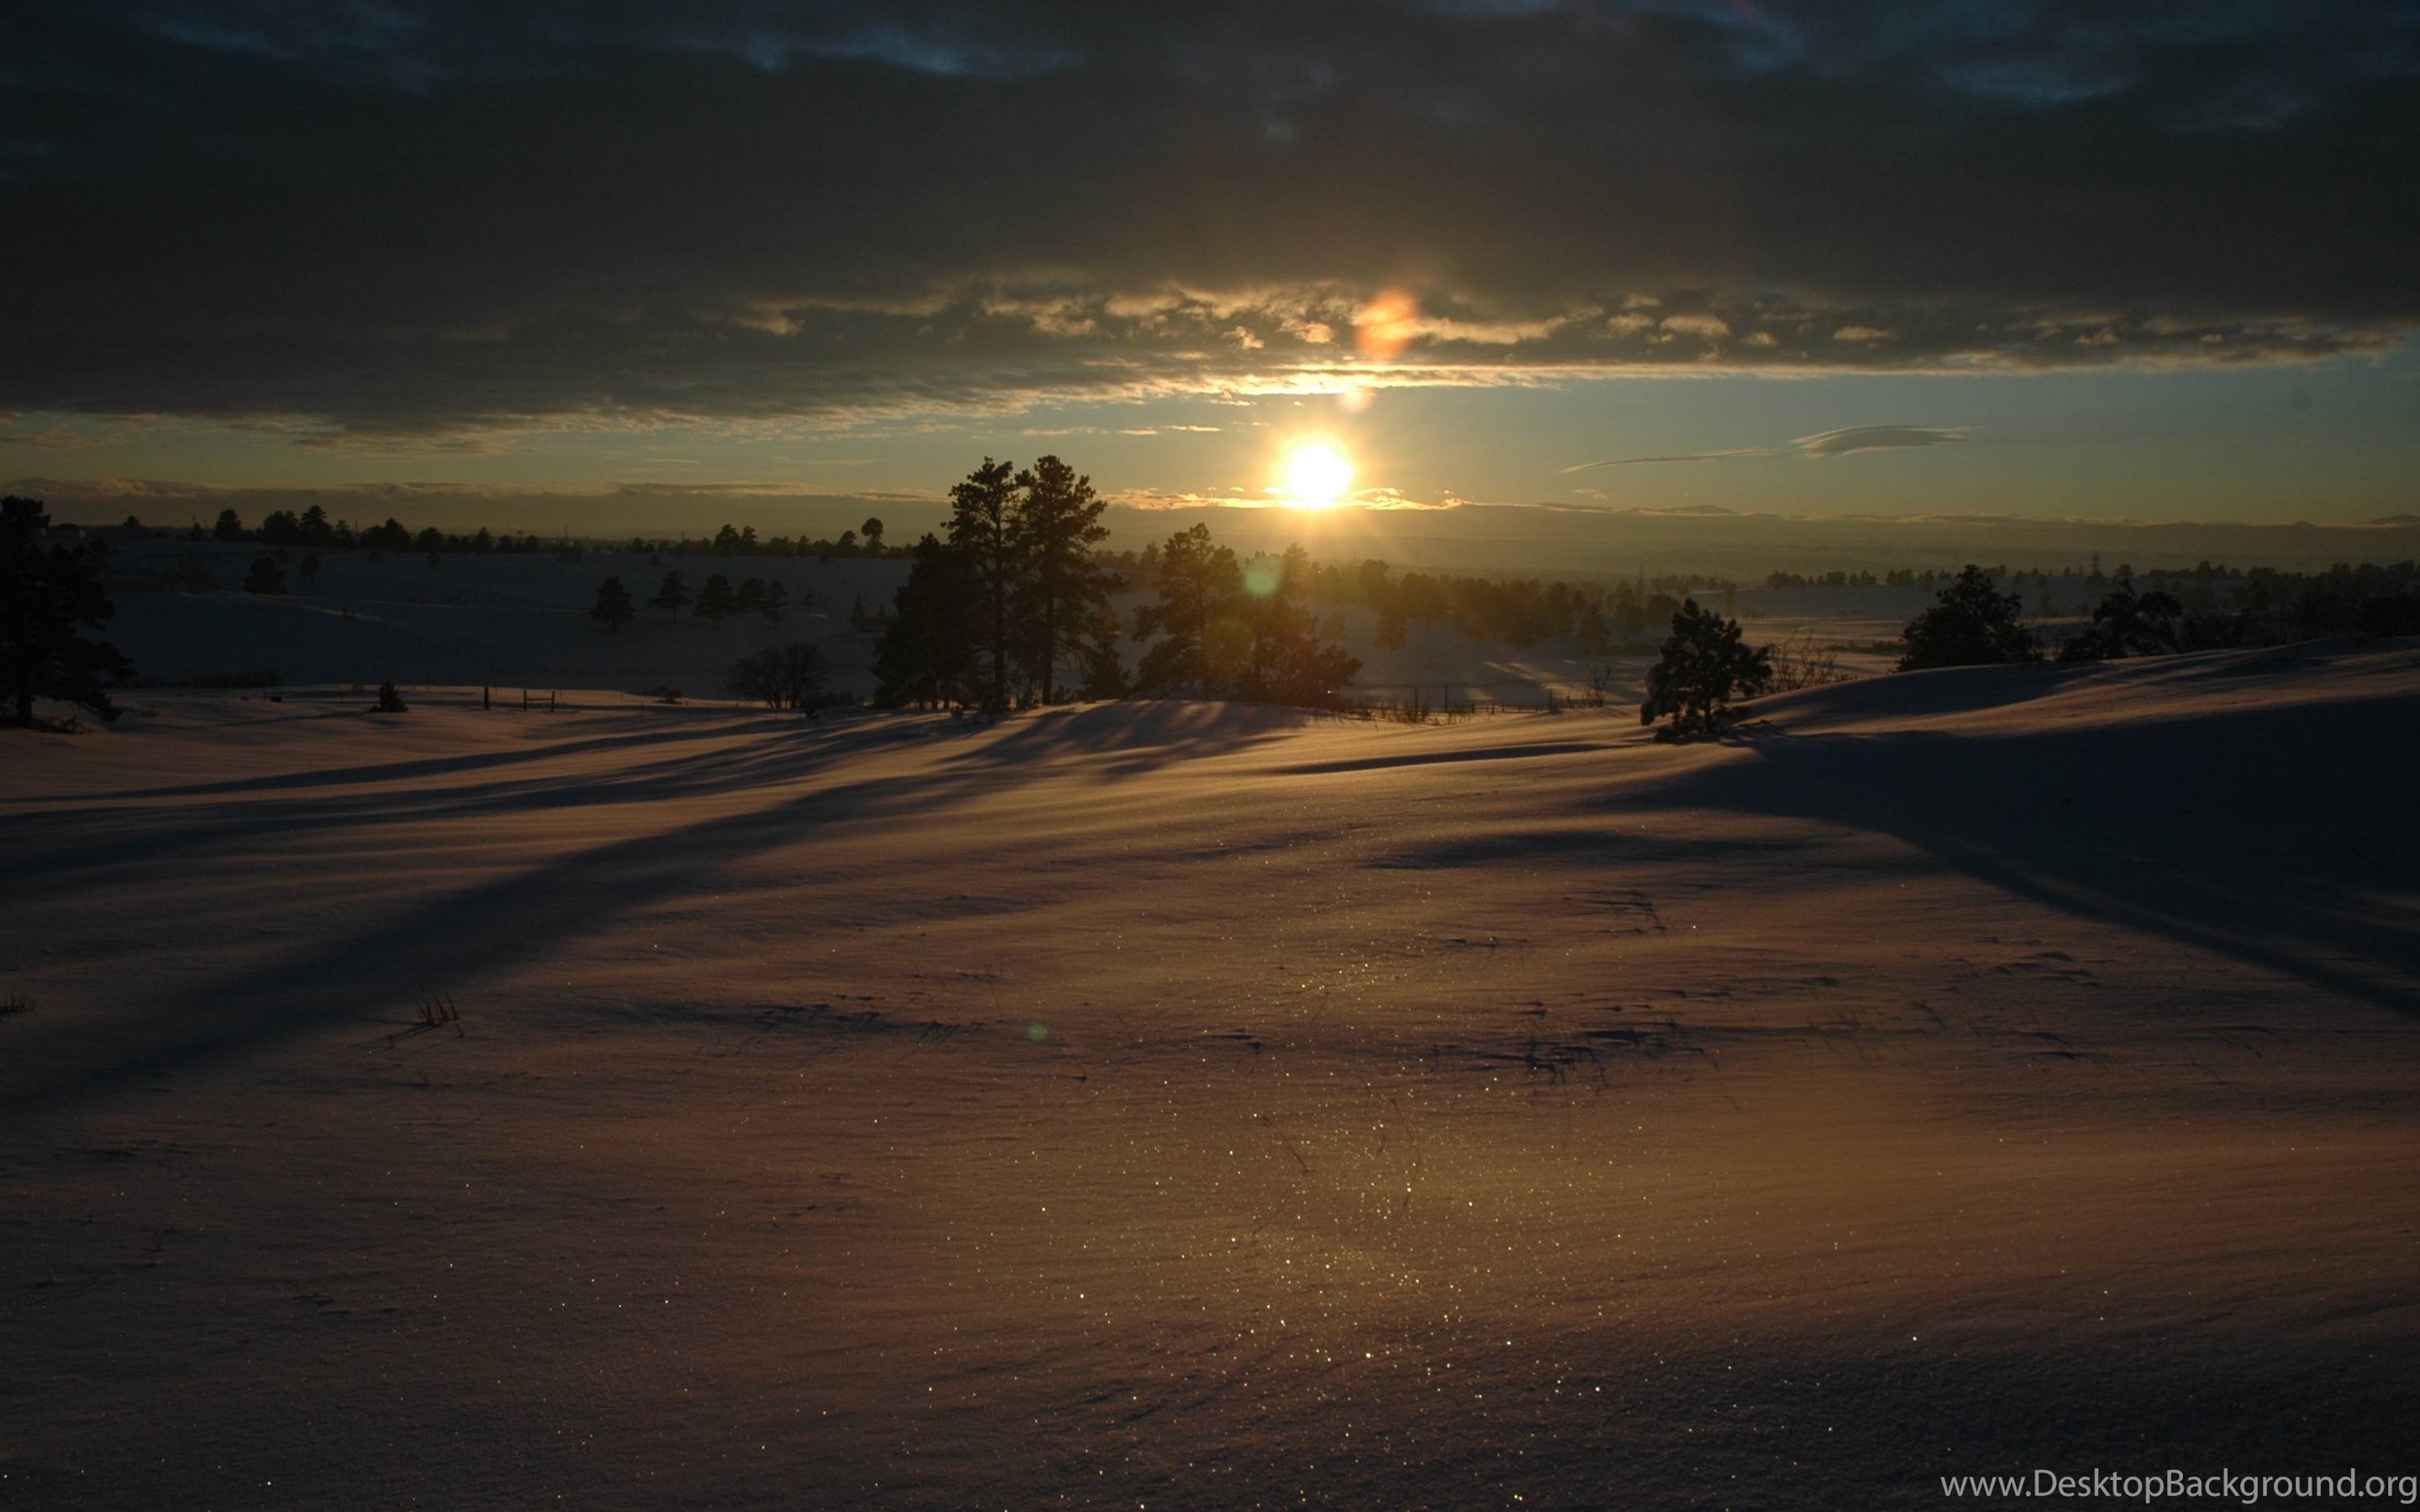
[1898,565,2042,669]
[2059,575,2182,661]
[694,574,737,628]
[651,570,691,619]
[1076,608,1130,700]
[1235,544,1358,706]
[1134,522,1242,696]
[875,533,983,707]
[1639,599,1771,740]
[3,496,135,725]
[1011,454,1116,705]
[590,575,636,632]
[947,459,1020,713]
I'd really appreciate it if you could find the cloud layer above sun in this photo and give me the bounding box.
[3,0,2416,438]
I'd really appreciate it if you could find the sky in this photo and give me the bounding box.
[4,1,2418,536]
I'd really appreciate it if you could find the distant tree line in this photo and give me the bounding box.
[1636,554,2420,741]
[203,505,576,557]
[2114,559,2420,644]
[1764,568,1890,589]
[171,507,902,564]
[65,497,2420,740]
[591,572,807,632]
[1279,561,1692,654]
[666,518,902,561]
[87,507,2420,651]
[1894,560,2420,670]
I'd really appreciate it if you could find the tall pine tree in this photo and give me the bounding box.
[3,496,134,725]
[651,570,691,618]
[947,458,1020,713]
[874,533,984,707]
[1134,523,1242,696]
[694,573,737,628]
[1011,454,1114,704]
[590,575,635,632]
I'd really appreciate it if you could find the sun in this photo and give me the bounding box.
[1282,440,1355,509]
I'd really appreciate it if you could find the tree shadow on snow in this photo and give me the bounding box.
[939,700,1334,778]
[0,735,1028,1115]
[2,714,944,895]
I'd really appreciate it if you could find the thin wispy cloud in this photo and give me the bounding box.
[1563,425,1969,473]
[1793,425,1967,459]
[1561,448,1779,473]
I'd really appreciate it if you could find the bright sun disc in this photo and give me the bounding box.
[1285,442,1355,508]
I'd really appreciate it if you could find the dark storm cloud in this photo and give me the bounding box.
[2,0,2415,432]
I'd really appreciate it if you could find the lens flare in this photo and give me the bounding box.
[1355,288,1419,360]
[1283,441,1355,508]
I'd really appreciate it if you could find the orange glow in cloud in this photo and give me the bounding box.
[1355,289,1419,360]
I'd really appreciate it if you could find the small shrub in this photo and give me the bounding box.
[1767,632,1854,691]
[726,643,830,711]
[1579,664,1616,708]
[374,681,408,712]
[162,554,218,591]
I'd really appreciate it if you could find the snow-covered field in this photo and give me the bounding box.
[4,642,2417,1507]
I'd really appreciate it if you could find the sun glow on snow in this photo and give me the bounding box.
[1282,440,1355,509]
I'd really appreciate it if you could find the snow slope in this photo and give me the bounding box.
[3,641,2417,1508]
